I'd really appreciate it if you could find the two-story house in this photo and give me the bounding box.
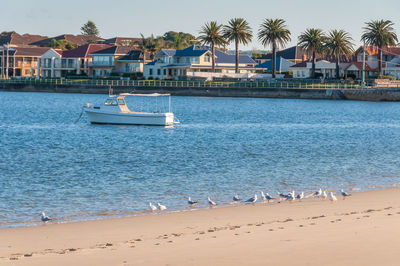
[144,45,257,80]
[38,44,110,78]
[88,46,133,77]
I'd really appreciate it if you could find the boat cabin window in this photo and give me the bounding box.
[104,98,118,106]
[118,99,125,105]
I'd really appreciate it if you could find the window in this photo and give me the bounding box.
[149,68,153,75]
[163,69,166,75]
[157,69,161,75]
[204,54,211,63]
[111,99,118,106]
[104,99,113,105]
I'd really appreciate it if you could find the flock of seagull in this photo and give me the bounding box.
[40,189,352,223]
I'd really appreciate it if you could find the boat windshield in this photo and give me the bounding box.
[104,98,118,106]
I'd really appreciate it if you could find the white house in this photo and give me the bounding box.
[144,45,257,80]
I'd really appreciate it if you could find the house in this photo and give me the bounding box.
[0,46,50,78]
[144,45,257,80]
[0,32,47,47]
[100,37,141,47]
[31,34,104,47]
[88,46,134,77]
[255,56,295,72]
[117,50,150,74]
[290,60,350,79]
[253,46,309,64]
[37,44,111,78]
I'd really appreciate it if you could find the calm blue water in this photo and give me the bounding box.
[1,91,400,228]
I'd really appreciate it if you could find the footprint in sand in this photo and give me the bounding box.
[299,225,304,227]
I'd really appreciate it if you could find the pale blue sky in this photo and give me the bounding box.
[2,0,399,50]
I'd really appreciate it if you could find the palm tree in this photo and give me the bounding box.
[198,21,226,72]
[324,30,354,79]
[361,19,398,76]
[223,18,253,73]
[258,18,291,78]
[298,28,325,78]
[136,34,162,61]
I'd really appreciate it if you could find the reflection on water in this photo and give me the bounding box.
[0,92,400,227]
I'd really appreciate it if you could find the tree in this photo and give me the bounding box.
[80,20,99,36]
[136,34,163,60]
[198,21,226,72]
[50,39,77,50]
[324,30,354,79]
[298,28,325,78]
[163,31,197,49]
[361,19,398,76]
[258,18,291,78]
[223,18,253,73]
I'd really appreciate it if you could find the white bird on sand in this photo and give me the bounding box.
[157,202,167,211]
[149,202,157,212]
[41,211,51,222]
[245,194,258,204]
[341,189,352,200]
[233,194,240,202]
[261,191,267,202]
[286,191,296,202]
[314,188,322,198]
[208,197,217,207]
[265,193,275,202]
[329,192,337,203]
[278,192,289,201]
[296,192,304,201]
[188,197,198,206]
[322,190,328,200]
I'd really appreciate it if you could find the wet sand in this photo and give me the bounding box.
[1,188,400,265]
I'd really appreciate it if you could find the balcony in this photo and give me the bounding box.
[89,62,115,67]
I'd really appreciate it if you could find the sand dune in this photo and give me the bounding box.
[1,188,400,265]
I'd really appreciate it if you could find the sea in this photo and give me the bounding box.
[1,91,400,228]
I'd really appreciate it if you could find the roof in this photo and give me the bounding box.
[62,44,111,58]
[0,47,50,56]
[290,61,308,68]
[30,34,104,46]
[254,46,308,60]
[255,57,293,70]
[145,59,161,66]
[345,62,378,72]
[101,37,142,46]
[0,32,47,46]
[175,45,209,57]
[214,49,256,64]
[160,49,177,57]
[89,46,133,56]
[118,50,150,61]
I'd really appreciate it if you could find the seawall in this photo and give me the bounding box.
[1,83,400,101]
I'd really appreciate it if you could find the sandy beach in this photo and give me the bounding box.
[1,188,400,266]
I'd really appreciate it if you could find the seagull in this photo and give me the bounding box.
[245,194,258,204]
[278,192,289,201]
[188,197,198,206]
[341,189,352,200]
[286,191,296,203]
[329,192,337,203]
[208,197,217,207]
[261,191,267,202]
[233,194,240,202]
[157,202,167,211]
[296,191,304,201]
[314,188,322,198]
[40,211,52,223]
[149,202,157,212]
[265,193,275,202]
[322,190,328,200]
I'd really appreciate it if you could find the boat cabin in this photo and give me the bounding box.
[103,96,132,113]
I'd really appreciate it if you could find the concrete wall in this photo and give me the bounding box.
[1,82,400,101]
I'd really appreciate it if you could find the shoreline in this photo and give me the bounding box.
[1,188,400,265]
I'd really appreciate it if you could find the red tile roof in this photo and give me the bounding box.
[346,62,377,71]
[0,47,51,57]
[62,44,111,58]
[0,32,47,46]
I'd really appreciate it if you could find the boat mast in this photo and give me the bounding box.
[168,95,171,113]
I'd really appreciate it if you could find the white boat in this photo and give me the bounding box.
[84,93,176,126]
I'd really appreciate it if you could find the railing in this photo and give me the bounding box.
[0,78,391,89]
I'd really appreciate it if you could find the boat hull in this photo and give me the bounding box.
[84,109,174,126]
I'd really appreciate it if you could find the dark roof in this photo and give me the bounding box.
[254,46,308,60]
[62,44,111,58]
[117,50,150,61]
[89,46,133,56]
[175,46,209,57]
[30,34,104,46]
[290,61,308,68]
[100,37,142,46]
[145,59,161,66]
[160,49,177,57]
[214,49,256,64]
[0,32,47,46]
[0,47,50,56]
[255,57,285,70]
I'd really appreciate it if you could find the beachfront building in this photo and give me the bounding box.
[253,46,309,65]
[255,56,295,73]
[117,50,151,74]
[143,45,257,80]
[88,46,134,77]
[0,46,50,78]
[37,44,111,78]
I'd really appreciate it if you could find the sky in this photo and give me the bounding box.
[1,0,399,50]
